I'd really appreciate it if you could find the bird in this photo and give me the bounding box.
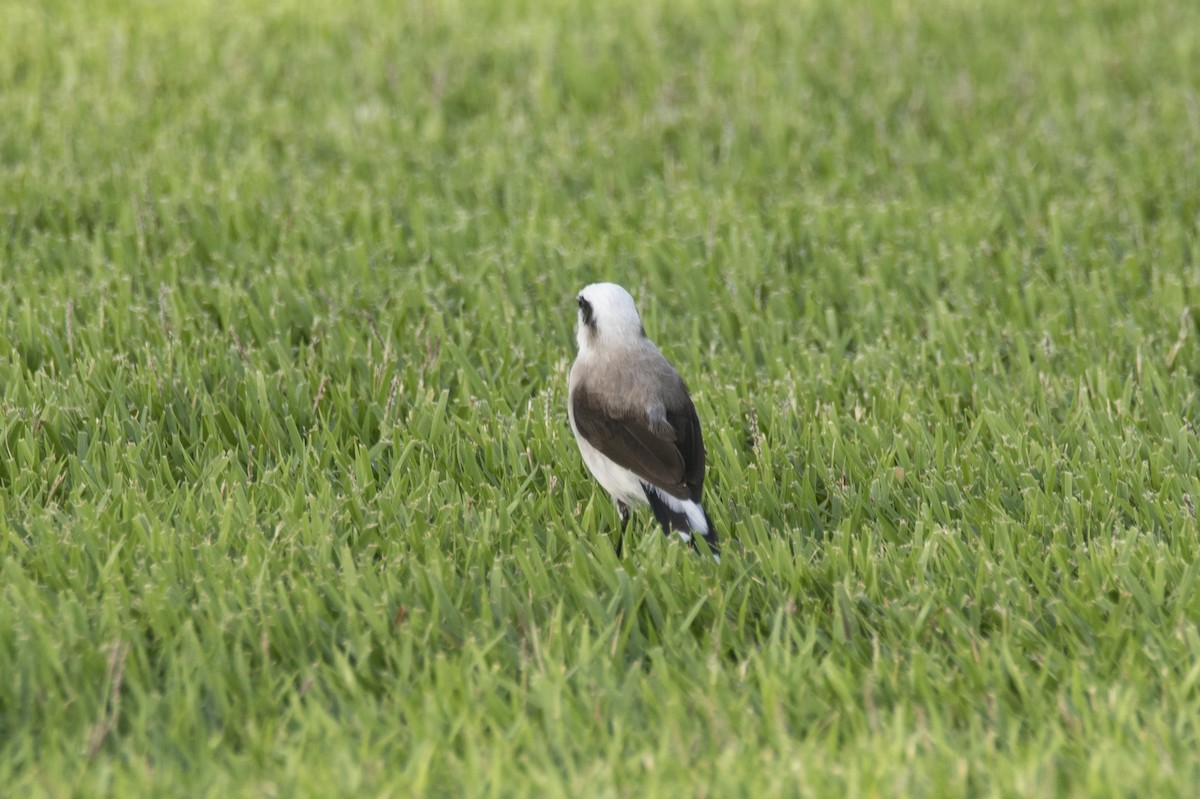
[567,282,720,561]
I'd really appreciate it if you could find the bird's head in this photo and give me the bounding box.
[575,282,646,352]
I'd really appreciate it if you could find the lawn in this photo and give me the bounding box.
[2,0,1199,795]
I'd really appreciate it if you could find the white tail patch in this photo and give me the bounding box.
[650,489,709,536]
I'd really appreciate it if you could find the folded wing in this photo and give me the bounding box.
[572,381,706,502]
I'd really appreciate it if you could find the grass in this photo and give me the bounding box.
[2,0,1199,795]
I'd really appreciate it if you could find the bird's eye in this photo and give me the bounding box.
[577,296,595,327]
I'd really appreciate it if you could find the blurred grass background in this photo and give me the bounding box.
[2,0,1199,795]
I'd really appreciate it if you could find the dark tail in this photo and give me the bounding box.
[643,485,721,562]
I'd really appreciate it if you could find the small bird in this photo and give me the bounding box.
[567,282,720,561]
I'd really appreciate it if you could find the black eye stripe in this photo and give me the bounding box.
[577,296,596,328]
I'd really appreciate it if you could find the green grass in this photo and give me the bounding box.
[2,0,1200,795]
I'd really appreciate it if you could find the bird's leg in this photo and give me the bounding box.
[615,501,630,558]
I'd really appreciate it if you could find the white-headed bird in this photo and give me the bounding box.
[567,282,719,561]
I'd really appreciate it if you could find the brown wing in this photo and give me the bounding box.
[572,381,706,502]
[667,403,706,502]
